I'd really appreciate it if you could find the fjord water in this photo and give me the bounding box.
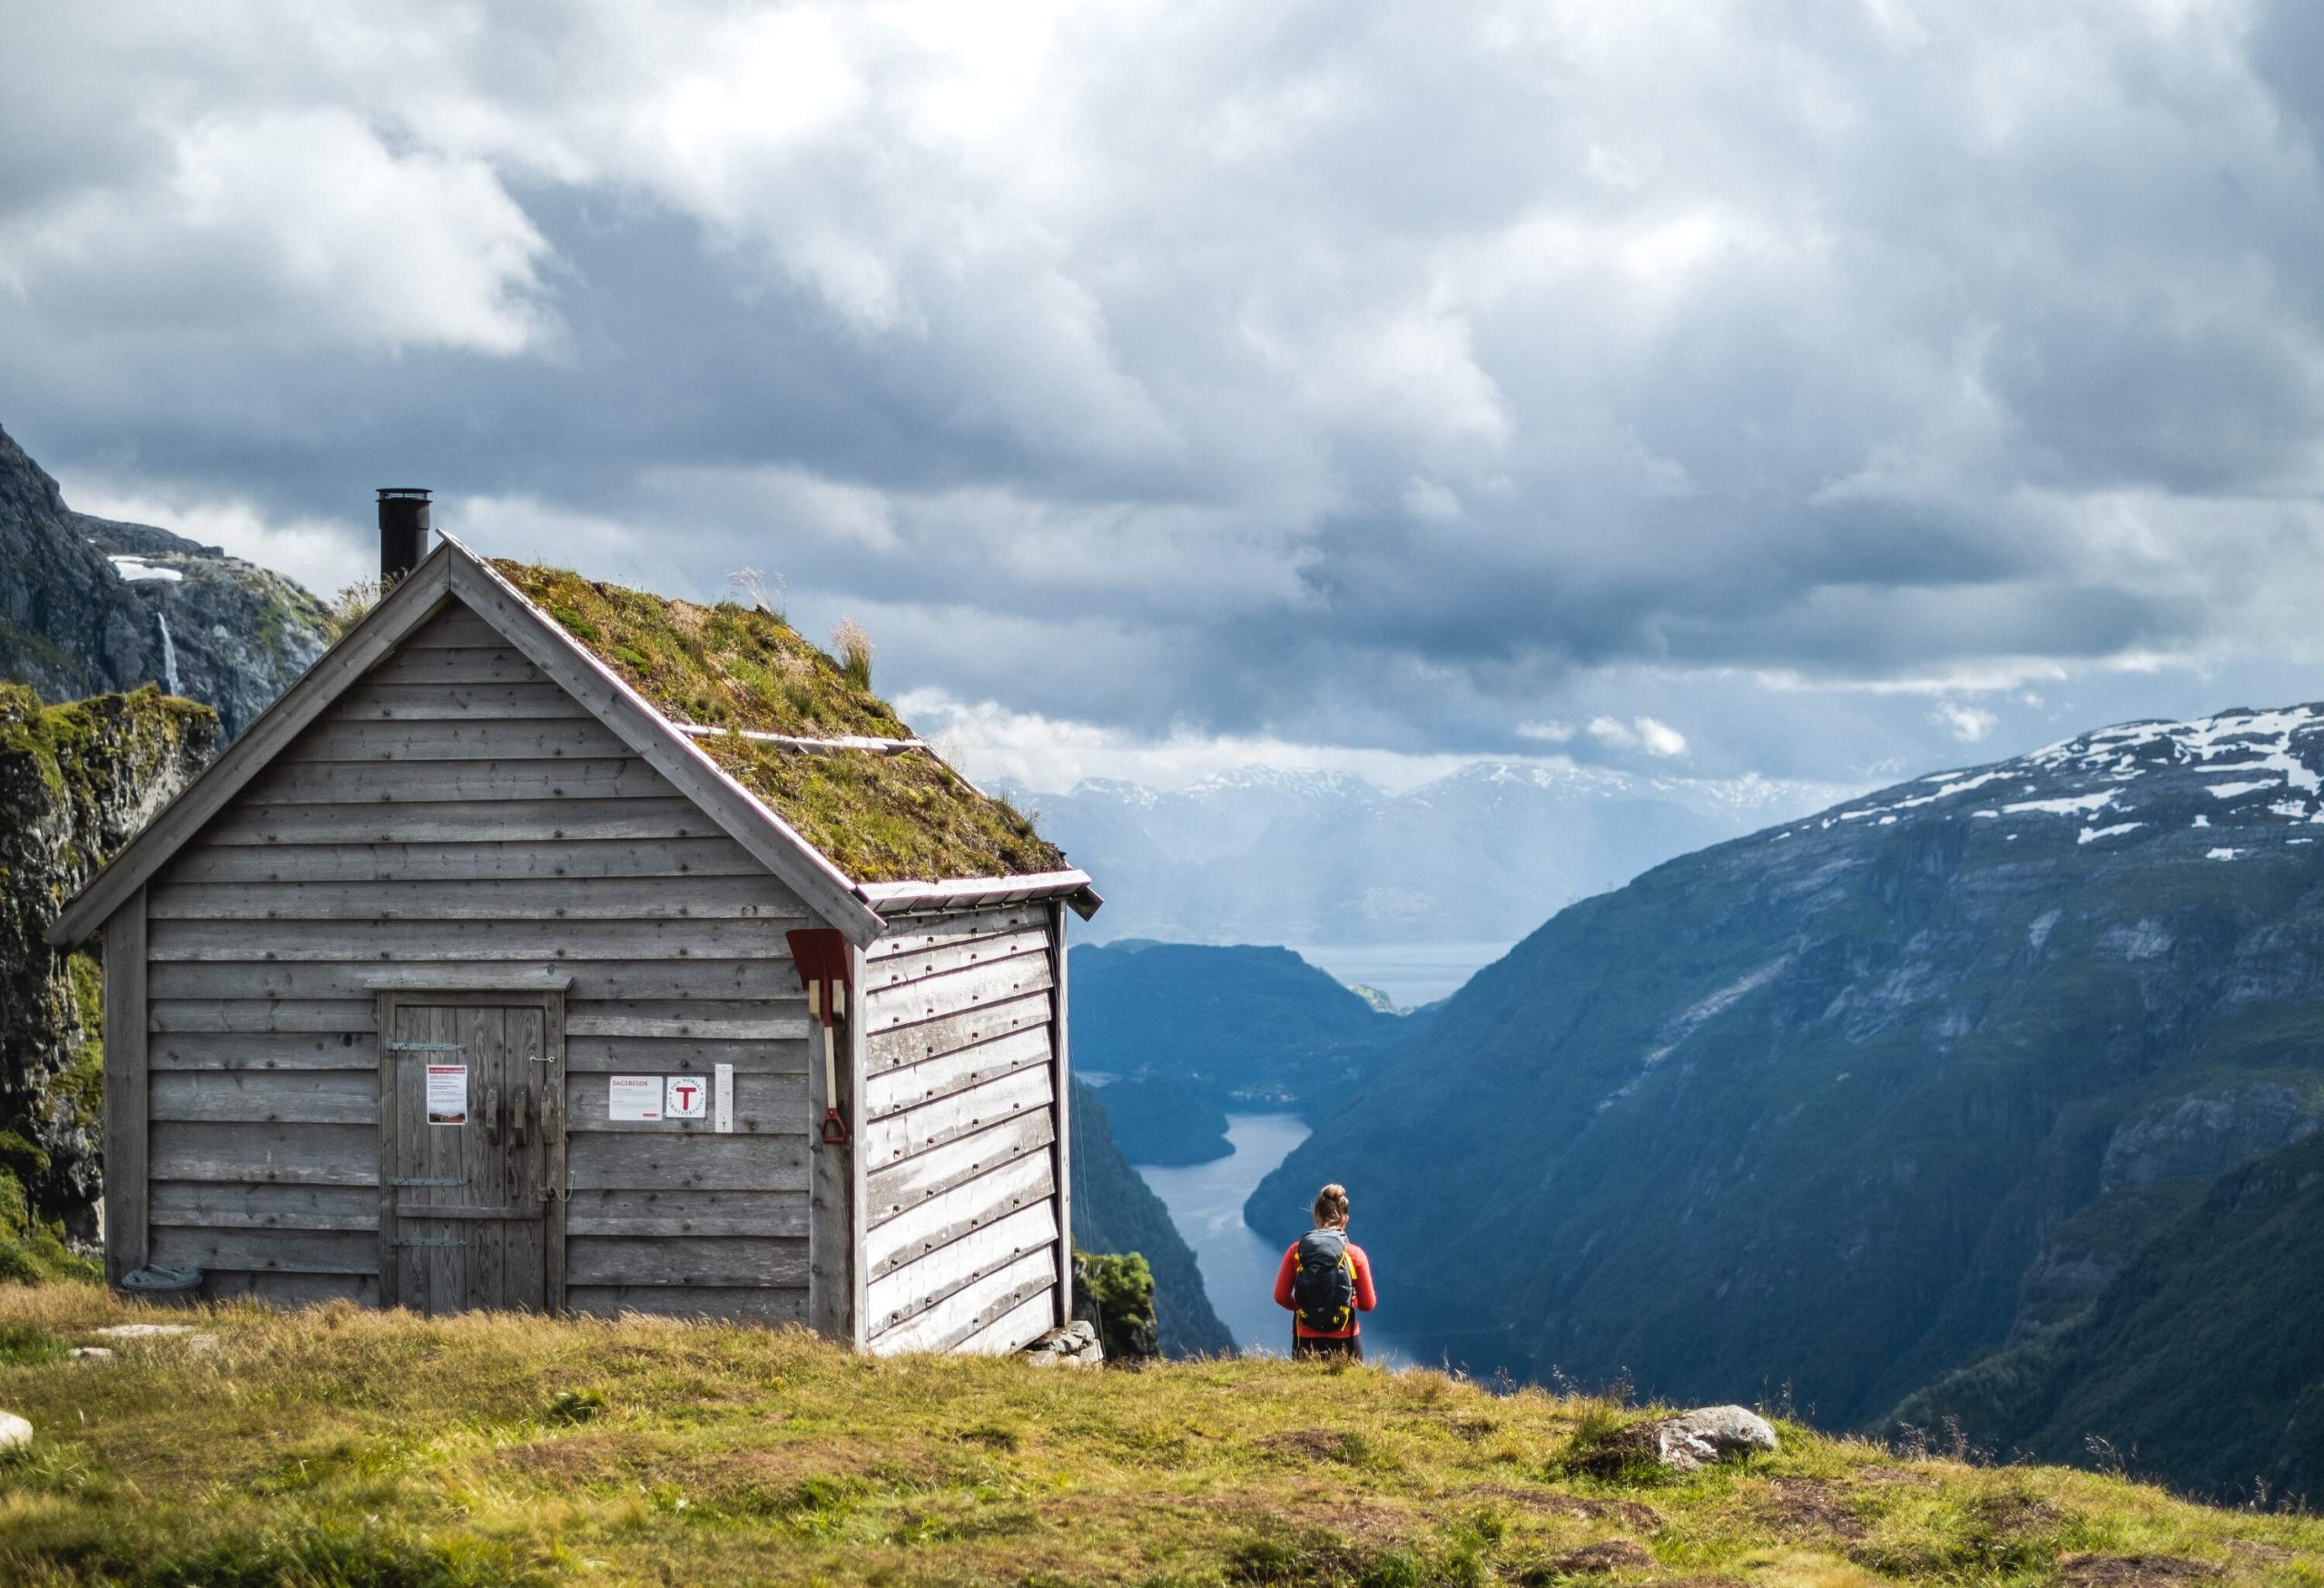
[1137,1112,1415,1362]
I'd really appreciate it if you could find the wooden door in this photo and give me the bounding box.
[379,998,566,1315]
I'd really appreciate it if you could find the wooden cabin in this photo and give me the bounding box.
[51,492,1099,1356]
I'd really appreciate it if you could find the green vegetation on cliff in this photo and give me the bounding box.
[0,683,215,1267]
[0,1283,2318,1585]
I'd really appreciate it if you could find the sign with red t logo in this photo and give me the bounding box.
[664,1075,707,1119]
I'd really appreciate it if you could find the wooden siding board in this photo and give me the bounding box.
[864,1153,1054,1280]
[148,1227,377,1276]
[330,680,594,721]
[863,990,1053,1075]
[161,837,769,885]
[150,876,803,922]
[150,1181,379,1232]
[865,1202,1059,1336]
[149,1121,379,1186]
[566,1134,810,1193]
[869,1248,1057,1356]
[149,1070,379,1125]
[150,1000,377,1034]
[280,718,632,763]
[150,1032,378,1070]
[199,796,720,846]
[565,1190,808,1239]
[865,1112,1054,1229]
[862,1066,1051,1169]
[864,928,1049,993]
[565,1286,806,1325]
[566,1036,808,1074]
[151,960,793,1001]
[864,907,1045,962]
[102,893,148,1285]
[862,1026,1051,1123]
[151,917,789,962]
[863,953,1055,1030]
[565,1237,808,1287]
[956,1290,1056,1356]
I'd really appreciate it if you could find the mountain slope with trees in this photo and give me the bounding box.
[1256,702,2324,1494]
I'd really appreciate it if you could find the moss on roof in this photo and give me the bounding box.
[494,560,909,739]
[492,560,1067,883]
[696,735,1062,883]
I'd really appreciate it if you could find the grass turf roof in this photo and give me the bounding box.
[492,559,1066,883]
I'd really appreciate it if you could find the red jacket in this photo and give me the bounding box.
[1274,1231,1377,1338]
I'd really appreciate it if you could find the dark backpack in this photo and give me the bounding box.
[1291,1228,1356,1335]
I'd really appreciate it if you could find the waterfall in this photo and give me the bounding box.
[156,612,182,695]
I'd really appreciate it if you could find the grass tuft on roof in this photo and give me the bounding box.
[494,560,1066,883]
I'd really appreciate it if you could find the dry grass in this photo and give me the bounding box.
[0,1283,2319,1586]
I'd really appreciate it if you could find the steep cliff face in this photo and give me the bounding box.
[0,422,330,737]
[0,684,214,1269]
[1257,702,2324,1469]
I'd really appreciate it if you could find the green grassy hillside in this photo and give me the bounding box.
[1888,1130,2324,1502]
[0,1285,2319,1586]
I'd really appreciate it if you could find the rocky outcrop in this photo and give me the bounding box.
[2100,1083,2317,1193]
[0,421,330,738]
[0,683,214,1267]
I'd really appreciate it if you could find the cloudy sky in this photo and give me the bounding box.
[6,0,2324,794]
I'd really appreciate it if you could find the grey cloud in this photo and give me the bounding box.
[6,1,2324,788]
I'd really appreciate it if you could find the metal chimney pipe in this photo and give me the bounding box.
[377,488,431,584]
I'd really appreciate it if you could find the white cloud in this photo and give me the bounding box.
[1516,718,1576,743]
[1,110,550,353]
[1588,715,1688,757]
[895,687,1494,795]
[1931,701,2000,743]
[64,483,369,597]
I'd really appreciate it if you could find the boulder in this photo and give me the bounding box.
[1024,1319,1104,1369]
[0,1411,29,1451]
[1580,1405,1779,1476]
[1649,1406,1779,1471]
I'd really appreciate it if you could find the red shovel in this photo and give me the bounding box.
[787,929,854,1147]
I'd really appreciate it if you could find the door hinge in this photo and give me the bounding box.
[390,1177,463,1188]
[391,1237,468,1248]
[385,1041,465,1053]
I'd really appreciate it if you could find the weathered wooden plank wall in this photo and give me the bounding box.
[858,903,1064,1356]
[138,600,814,1320]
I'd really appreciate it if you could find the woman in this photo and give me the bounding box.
[1273,1182,1377,1360]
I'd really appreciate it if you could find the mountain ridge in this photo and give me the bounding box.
[0,421,331,737]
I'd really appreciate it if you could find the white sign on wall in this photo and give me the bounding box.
[714,1063,734,1134]
[665,1074,708,1119]
[425,1064,468,1126]
[608,1075,661,1121]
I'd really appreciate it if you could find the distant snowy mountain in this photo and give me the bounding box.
[1004,761,1842,946]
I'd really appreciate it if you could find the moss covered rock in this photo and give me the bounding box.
[0,683,214,1268]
